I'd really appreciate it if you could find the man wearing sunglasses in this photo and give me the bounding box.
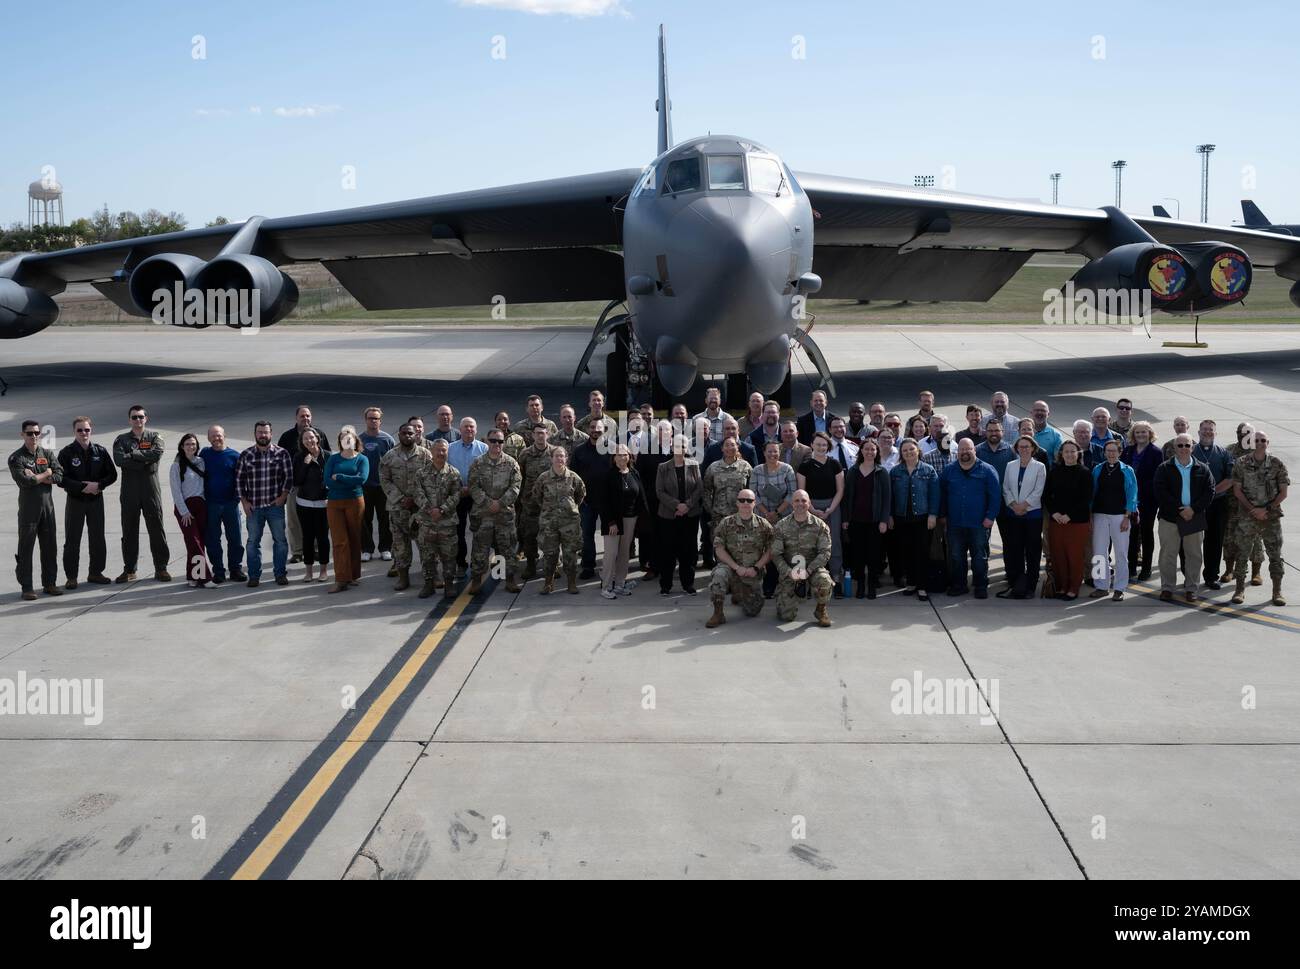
[1153,432,1214,603]
[1111,398,1135,444]
[705,489,772,627]
[57,416,117,589]
[9,420,64,600]
[466,430,523,594]
[112,405,171,582]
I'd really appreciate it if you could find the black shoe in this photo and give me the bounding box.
[1204,580,1222,591]
[995,588,1014,598]
[580,567,595,580]
[856,586,867,599]
[866,586,876,600]
[212,574,226,585]
[230,570,248,583]
[247,578,260,588]
[973,588,988,599]
[832,585,844,599]
[660,589,671,597]
[289,555,303,565]
[275,574,289,586]
[946,586,968,597]
[1138,568,1152,581]
[683,587,697,596]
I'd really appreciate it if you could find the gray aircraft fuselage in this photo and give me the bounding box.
[621,134,817,396]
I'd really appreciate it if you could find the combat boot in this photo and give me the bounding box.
[466,573,484,595]
[541,575,555,595]
[418,576,436,599]
[394,568,410,591]
[814,603,832,628]
[1273,578,1286,607]
[1231,576,1247,604]
[505,576,523,593]
[522,557,538,581]
[387,564,399,578]
[705,597,726,628]
[566,571,579,594]
[1251,562,1263,586]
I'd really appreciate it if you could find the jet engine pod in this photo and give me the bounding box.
[128,253,208,323]
[653,334,699,397]
[0,279,59,338]
[1068,242,1192,312]
[1176,242,1252,314]
[192,254,299,328]
[1290,280,1300,310]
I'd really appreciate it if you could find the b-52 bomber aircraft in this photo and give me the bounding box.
[4,26,1300,409]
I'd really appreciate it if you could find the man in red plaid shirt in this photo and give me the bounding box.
[236,420,293,587]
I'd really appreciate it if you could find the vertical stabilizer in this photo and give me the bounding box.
[1241,200,1270,227]
[656,24,672,156]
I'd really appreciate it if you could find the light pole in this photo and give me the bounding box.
[1050,172,1061,205]
[1111,160,1127,208]
[1196,144,1215,222]
[1161,197,1181,220]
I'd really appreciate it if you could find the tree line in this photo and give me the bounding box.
[1,206,230,253]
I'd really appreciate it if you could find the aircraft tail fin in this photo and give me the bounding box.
[1152,204,1171,218]
[656,24,672,156]
[1242,199,1270,227]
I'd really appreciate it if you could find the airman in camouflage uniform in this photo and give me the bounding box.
[1231,431,1289,606]
[379,424,433,591]
[771,490,833,626]
[1223,423,1264,585]
[513,395,559,441]
[552,406,585,461]
[414,438,463,599]
[702,439,753,520]
[467,434,523,593]
[488,412,527,463]
[706,489,773,627]
[516,425,565,579]
[533,449,587,594]
[575,391,608,435]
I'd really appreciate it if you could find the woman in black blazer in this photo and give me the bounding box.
[841,438,892,598]
[600,443,649,598]
[654,434,704,595]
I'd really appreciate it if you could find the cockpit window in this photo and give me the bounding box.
[748,156,785,195]
[633,165,656,197]
[708,155,745,190]
[661,157,702,195]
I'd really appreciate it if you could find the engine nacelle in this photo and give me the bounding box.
[128,252,208,323]
[0,278,60,338]
[192,254,298,328]
[1290,280,1300,310]
[1172,242,1252,315]
[1068,242,1192,312]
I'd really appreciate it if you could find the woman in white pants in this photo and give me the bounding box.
[600,444,648,598]
[1089,440,1138,601]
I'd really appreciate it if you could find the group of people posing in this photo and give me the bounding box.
[9,386,1289,625]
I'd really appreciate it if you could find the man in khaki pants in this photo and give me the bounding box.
[1153,433,1214,603]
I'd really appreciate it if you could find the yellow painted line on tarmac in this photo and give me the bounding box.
[230,587,474,880]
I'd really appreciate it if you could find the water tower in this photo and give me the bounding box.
[28,175,64,227]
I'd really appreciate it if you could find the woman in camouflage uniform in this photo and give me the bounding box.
[533,448,587,595]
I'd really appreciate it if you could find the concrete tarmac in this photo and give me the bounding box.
[1,323,1298,879]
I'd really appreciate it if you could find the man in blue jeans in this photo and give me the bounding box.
[569,418,608,579]
[235,420,294,587]
[200,425,245,583]
[939,438,1002,598]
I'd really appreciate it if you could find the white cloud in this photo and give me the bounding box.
[195,108,232,117]
[272,104,342,118]
[249,106,262,115]
[456,0,627,17]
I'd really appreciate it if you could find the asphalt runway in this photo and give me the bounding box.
[1,323,1298,879]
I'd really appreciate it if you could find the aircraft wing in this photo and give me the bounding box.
[3,169,642,311]
[795,171,1300,302]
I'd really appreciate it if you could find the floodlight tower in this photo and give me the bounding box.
[1196,144,1216,222]
[1111,160,1127,209]
[1050,172,1061,204]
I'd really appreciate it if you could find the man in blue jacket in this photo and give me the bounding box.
[940,438,1002,598]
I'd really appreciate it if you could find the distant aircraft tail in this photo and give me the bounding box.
[1152,204,1171,218]
[656,24,672,156]
[1241,200,1270,227]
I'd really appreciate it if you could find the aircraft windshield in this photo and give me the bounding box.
[748,156,784,195]
[708,155,745,190]
[661,156,702,195]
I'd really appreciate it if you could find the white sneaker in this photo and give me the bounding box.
[381,551,393,561]
[361,552,372,562]
[601,587,618,600]
[615,584,632,597]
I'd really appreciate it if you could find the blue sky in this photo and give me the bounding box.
[2,0,1296,229]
